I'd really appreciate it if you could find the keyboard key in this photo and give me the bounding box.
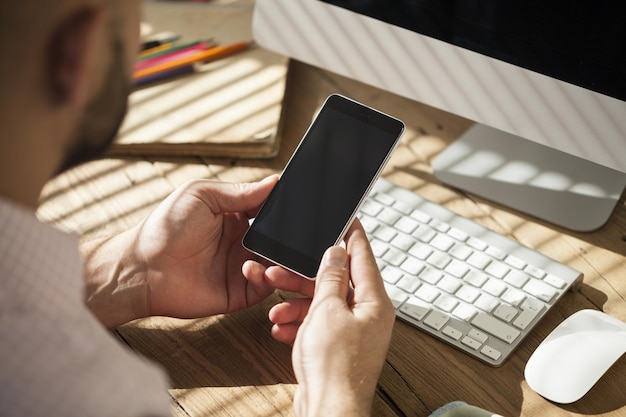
[437,276,463,294]
[400,297,431,320]
[494,304,519,322]
[397,275,421,293]
[445,259,470,278]
[486,246,507,261]
[520,296,545,312]
[481,345,502,361]
[474,294,499,313]
[452,303,478,322]
[426,251,451,269]
[383,247,406,266]
[456,285,481,304]
[384,284,408,308]
[485,261,510,279]
[501,288,526,307]
[467,237,488,251]
[431,234,455,252]
[434,294,459,312]
[442,325,463,340]
[471,313,521,344]
[360,216,379,233]
[409,243,433,260]
[373,192,395,206]
[395,216,419,234]
[505,255,527,270]
[429,219,450,233]
[379,209,402,225]
[391,233,416,251]
[416,284,440,303]
[424,310,449,331]
[523,279,558,303]
[467,252,491,270]
[374,225,397,242]
[525,265,547,279]
[400,257,425,275]
[464,270,488,288]
[370,239,389,258]
[419,267,443,285]
[461,335,482,350]
[381,266,403,284]
[513,304,543,329]
[392,200,413,215]
[467,328,489,344]
[483,278,507,297]
[410,209,431,224]
[503,270,529,288]
[376,258,385,271]
[447,227,469,242]
[360,199,383,216]
[449,243,473,261]
[413,225,436,242]
[544,274,567,289]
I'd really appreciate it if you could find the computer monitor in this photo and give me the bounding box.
[252,0,626,232]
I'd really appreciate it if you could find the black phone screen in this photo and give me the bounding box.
[243,95,404,278]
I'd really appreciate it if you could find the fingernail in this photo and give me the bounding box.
[260,174,279,184]
[325,246,348,268]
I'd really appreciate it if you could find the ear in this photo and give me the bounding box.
[47,7,108,106]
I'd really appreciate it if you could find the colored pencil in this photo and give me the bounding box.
[139,42,175,57]
[135,42,213,72]
[134,65,196,86]
[132,41,249,80]
[140,35,180,51]
[137,40,212,61]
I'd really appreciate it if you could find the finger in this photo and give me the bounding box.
[265,266,315,297]
[241,260,274,297]
[344,219,389,303]
[312,245,351,302]
[271,323,300,345]
[268,298,311,324]
[187,175,279,216]
[242,259,267,282]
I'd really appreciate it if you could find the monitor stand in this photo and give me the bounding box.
[432,124,626,232]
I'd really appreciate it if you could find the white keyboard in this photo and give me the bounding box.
[359,178,583,366]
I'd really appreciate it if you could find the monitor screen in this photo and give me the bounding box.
[320,1,626,101]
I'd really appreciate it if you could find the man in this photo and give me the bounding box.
[0,1,396,416]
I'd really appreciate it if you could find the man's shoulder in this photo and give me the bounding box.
[0,306,171,417]
[0,195,171,417]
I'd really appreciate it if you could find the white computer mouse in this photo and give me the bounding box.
[524,309,626,404]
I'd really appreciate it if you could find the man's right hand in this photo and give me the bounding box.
[247,220,396,417]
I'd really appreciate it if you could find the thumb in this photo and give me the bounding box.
[313,246,351,302]
[189,174,278,216]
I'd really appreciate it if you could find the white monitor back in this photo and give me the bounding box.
[253,0,626,231]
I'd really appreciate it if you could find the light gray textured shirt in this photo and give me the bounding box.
[0,197,171,417]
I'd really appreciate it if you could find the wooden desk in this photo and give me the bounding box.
[39,60,626,417]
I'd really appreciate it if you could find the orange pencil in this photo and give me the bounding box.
[133,41,250,80]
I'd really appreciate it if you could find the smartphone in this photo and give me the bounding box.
[243,94,405,278]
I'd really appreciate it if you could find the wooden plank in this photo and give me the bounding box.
[116,294,297,417]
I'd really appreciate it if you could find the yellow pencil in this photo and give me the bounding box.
[133,41,250,80]
[139,42,175,57]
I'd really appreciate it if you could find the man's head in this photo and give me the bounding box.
[0,0,141,207]
[54,31,130,175]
